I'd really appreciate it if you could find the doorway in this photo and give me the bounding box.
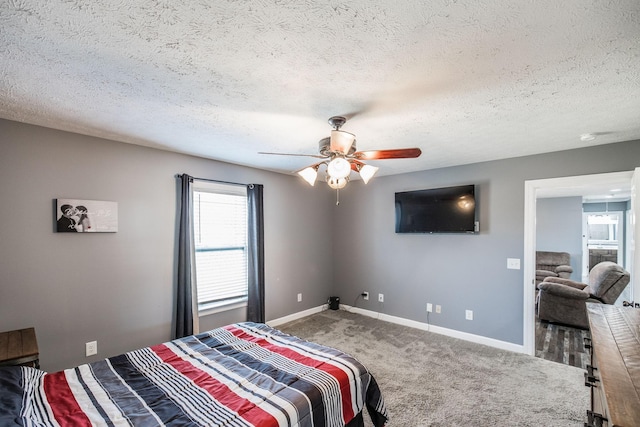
[522,170,637,356]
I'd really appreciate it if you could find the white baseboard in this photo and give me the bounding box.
[267,305,328,327]
[342,305,525,354]
[269,304,526,354]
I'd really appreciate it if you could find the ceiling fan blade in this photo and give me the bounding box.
[354,148,422,160]
[259,151,326,159]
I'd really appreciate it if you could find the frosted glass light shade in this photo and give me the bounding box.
[327,176,348,189]
[330,130,355,154]
[359,164,379,184]
[297,166,318,186]
[327,157,351,179]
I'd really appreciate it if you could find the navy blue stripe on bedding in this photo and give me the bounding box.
[88,359,158,426]
[73,365,116,427]
[0,366,28,426]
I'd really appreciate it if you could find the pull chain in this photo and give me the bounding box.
[336,189,340,205]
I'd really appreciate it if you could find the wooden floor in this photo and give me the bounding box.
[535,318,590,369]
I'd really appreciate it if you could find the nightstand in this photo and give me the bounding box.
[0,327,39,368]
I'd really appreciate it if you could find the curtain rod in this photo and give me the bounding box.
[176,173,248,187]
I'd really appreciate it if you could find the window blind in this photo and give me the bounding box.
[192,182,248,307]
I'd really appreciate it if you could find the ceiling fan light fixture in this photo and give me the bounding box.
[298,166,318,186]
[358,164,379,184]
[261,115,422,203]
[327,157,351,179]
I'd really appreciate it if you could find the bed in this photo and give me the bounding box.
[0,322,387,426]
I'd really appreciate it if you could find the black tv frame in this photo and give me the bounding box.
[395,184,478,234]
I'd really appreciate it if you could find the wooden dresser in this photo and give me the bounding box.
[585,303,640,426]
[0,327,39,368]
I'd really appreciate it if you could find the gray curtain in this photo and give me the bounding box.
[174,174,194,339]
[247,184,265,323]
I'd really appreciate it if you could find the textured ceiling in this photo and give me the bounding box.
[1,1,639,178]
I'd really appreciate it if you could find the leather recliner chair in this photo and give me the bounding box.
[536,261,630,329]
[535,251,573,287]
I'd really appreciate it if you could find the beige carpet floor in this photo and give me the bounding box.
[277,309,588,427]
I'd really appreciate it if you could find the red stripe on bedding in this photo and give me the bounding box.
[225,325,355,423]
[152,344,278,426]
[43,372,92,426]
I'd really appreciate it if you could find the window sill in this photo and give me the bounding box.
[198,297,248,317]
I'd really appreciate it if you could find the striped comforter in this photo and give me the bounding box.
[0,322,387,427]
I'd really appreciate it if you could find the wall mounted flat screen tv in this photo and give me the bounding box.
[395,184,477,234]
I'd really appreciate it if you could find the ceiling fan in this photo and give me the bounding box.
[260,116,421,200]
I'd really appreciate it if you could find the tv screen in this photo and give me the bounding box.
[395,185,477,234]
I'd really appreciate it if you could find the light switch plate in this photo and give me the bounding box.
[507,258,521,270]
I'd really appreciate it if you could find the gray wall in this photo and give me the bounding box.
[2,117,639,371]
[0,119,334,371]
[331,140,640,345]
[536,197,583,280]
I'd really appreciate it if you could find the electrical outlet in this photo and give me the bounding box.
[86,341,97,357]
[426,303,433,313]
[465,310,473,320]
[362,291,369,300]
[378,293,384,303]
[435,305,442,314]
[297,293,302,302]
[507,258,521,270]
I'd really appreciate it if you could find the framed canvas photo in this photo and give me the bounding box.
[55,199,118,233]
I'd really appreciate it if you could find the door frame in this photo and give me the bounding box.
[522,170,634,355]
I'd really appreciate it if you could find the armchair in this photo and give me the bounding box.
[535,251,573,287]
[536,261,630,329]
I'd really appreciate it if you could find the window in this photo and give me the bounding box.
[192,181,248,313]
